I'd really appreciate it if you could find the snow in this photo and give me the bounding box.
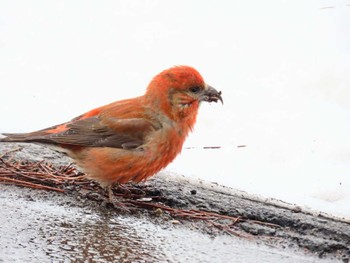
[0,0,349,219]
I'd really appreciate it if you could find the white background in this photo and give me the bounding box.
[1,1,349,218]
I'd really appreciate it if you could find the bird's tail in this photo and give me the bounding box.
[0,132,38,143]
[0,122,67,144]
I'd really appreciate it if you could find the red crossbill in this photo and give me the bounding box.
[1,66,223,200]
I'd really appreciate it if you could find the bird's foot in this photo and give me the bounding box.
[102,185,132,212]
[102,198,130,212]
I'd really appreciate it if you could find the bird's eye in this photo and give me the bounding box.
[189,86,201,93]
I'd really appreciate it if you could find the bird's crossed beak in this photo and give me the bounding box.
[200,85,223,104]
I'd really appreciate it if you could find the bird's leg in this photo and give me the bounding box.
[104,184,130,212]
[107,184,114,202]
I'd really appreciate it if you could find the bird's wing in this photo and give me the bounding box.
[2,116,159,149]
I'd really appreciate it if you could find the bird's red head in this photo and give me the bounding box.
[156,65,205,90]
[145,66,222,125]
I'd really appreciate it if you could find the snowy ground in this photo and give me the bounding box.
[0,1,349,219]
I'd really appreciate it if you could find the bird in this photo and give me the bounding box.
[1,66,223,204]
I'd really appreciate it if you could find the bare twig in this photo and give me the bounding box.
[0,176,64,192]
[0,146,23,159]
